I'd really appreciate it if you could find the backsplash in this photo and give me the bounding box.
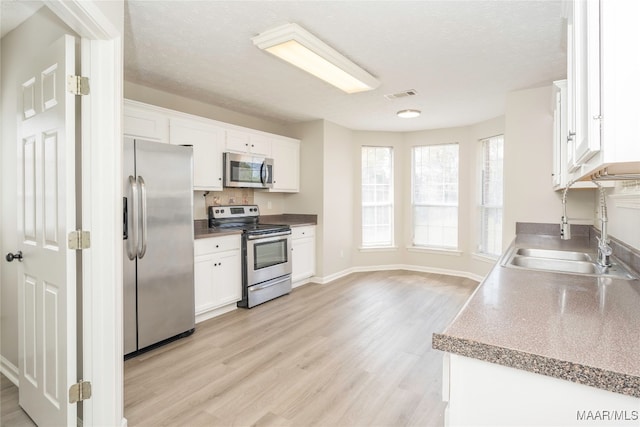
[204,188,254,206]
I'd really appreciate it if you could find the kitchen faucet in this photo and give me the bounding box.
[592,181,612,267]
[560,179,575,240]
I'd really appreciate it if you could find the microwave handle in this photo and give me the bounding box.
[261,161,270,185]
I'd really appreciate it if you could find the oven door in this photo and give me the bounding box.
[246,231,292,286]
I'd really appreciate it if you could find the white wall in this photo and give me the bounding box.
[602,182,640,250]
[125,81,291,136]
[322,121,355,277]
[1,5,77,371]
[283,120,326,275]
[503,85,595,249]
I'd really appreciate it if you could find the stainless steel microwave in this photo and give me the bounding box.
[223,152,274,189]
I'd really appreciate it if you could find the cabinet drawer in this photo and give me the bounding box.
[292,225,315,240]
[195,234,241,255]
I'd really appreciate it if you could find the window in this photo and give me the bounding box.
[412,144,459,248]
[479,135,504,256]
[361,146,393,247]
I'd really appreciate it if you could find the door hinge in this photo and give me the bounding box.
[67,75,90,96]
[68,230,91,250]
[69,380,91,404]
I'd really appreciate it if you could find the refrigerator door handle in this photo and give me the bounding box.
[126,176,138,260]
[137,175,148,259]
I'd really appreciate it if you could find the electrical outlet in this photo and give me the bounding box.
[267,201,272,210]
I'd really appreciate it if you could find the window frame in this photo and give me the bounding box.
[411,143,460,250]
[360,145,394,248]
[478,135,504,257]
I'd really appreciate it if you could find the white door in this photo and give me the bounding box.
[16,34,78,427]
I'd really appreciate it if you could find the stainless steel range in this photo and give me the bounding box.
[208,205,292,308]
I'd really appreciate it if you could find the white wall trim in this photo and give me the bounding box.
[196,304,237,324]
[406,246,463,256]
[1,355,19,386]
[313,265,484,285]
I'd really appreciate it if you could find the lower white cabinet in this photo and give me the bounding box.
[291,226,316,286]
[444,354,640,426]
[194,235,241,321]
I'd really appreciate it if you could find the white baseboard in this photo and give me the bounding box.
[195,303,237,324]
[1,355,19,386]
[315,264,484,285]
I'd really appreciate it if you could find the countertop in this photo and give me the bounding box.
[432,227,640,398]
[194,214,317,239]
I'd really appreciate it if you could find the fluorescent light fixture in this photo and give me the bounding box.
[252,23,380,94]
[397,109,421,118]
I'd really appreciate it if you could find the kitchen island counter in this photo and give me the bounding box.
[433,226,640,398]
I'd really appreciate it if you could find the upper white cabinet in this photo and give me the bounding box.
[564,0,640,180]
[170,118,224,191]
[225,130,272,157]
[123,100,169,143]
[565,0,601,174]
[270,138,300,192]
[123,99,301,192]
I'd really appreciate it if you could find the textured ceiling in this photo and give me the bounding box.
[124,1,566,132]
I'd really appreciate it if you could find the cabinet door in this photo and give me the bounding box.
[123,102,169,143]
[194,254,216,315]
[170,119,224,190]
[271,138,300,192]
[226,130,272,156]
[292,237,316,284]
[212,250,242,306]
[567,0,601,172]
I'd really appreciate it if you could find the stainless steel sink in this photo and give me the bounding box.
[515,248,592,262]
[503,247,637,280]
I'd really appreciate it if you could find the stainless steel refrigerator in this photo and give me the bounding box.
[123,138,195,356]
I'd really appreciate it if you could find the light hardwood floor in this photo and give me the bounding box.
[124,270,477,426]
[1,374,36,427]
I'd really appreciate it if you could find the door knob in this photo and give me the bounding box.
[5,251,23,262]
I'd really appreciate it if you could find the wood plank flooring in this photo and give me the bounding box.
[1,374,36,427]
[125,270,477,426]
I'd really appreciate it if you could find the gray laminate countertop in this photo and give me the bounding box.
[194,214,317,239]
[433,230,640,398]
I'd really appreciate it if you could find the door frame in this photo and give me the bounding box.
[42,1,124,426]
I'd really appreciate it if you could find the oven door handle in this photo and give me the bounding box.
[246,230,291,240]
[249,276,291,292]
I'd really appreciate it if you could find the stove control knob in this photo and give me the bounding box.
[221,209,225,213]
[215,209,220,214]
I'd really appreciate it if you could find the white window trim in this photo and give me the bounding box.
[406,246,463,256]
[361,146,394,248]
[411,143,459,250]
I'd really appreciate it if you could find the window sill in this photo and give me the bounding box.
[472,252,499,263]
[359,246,399,252]
[406,246,462,256]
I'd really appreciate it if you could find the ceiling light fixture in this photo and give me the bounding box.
[252,23,380,94]
[397,109,421,118]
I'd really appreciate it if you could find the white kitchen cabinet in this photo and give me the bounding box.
[269,138,300,192]
[444,354,640,426]
[123,100,169,143]
[552,80,567,189]
[563,0,640,180]
[565,0,601,175]
[225,130,272,157]
[194,235,241,322]
[170,118,225,190]
[576,0,640,178]
[291,226,316,286]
